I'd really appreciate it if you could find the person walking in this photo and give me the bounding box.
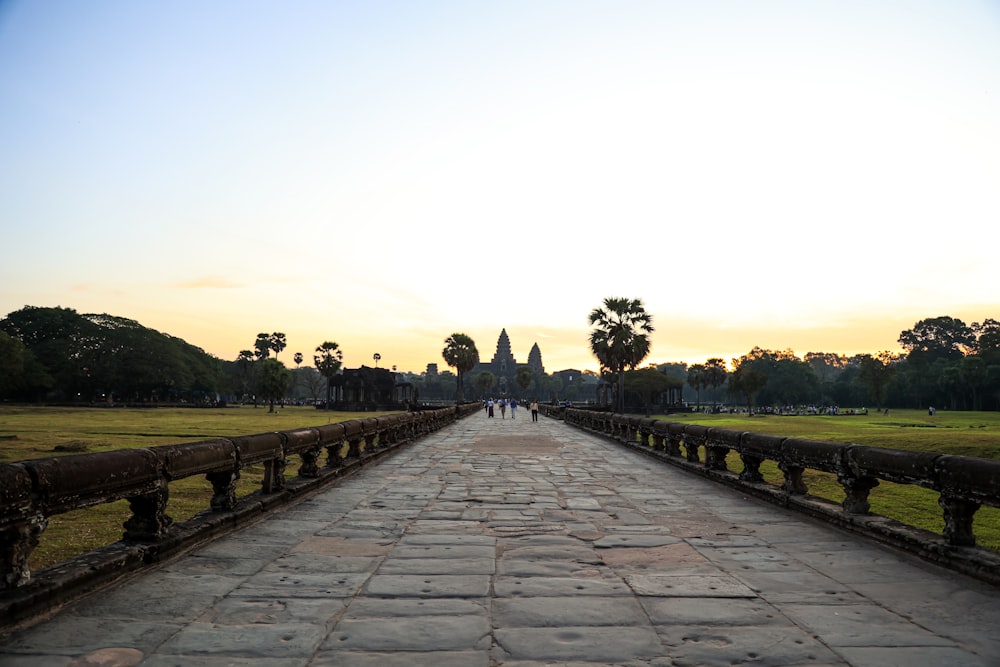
[509,398,518,419]
[498,398,507,419]
[530,399,539,422]
[487,398,495,418]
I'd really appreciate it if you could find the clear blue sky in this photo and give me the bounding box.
[2,1,998,373]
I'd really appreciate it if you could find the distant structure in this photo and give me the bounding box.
[470,328,543,397]
[527,342,544,376]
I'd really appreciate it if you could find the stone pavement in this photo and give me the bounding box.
[2,410,1000,666]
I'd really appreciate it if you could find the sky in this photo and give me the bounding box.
[1,1,998,374]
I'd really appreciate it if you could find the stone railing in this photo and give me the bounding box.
[554,406,1000,586]
[0,404,481,627]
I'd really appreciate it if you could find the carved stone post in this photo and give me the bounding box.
[684,440,701,463]
[347,437,363,459]
[299,447,321,478]
[207,470,239,511]
[838,473,879,514]
[263,457,286,493]
[651,432,664,452]
[739,453,765,483]
[666,434,683,457]
[0,515,47,590]
[940,494,980,546]
[326,441,345,467]
[123,482,172,542]
[779,462,808,495]
[705,446,729,471]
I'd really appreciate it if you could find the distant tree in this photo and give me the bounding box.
[293,351,304,367]
[2,306,219,403]
[268,332,287,360]
[236,350,255,402]
[624,367,670,416]
[300,367,327,402]
[728,361,767,413]
[515,366,533,397]
[686,364,707,410]
[899,316,975,364]
[475,371,496,398]
[588,297,654,413]
[254,333,271,361]
[804,352,847,383]
[973,319,1000,359]
[0,331,28,399]
[961,355,987,411]
[857,351,899,411]
[0,331,52,401]
[314,341,343,409]
[704,358,728,396]
[257,358,290,413]
[442,333,478,402]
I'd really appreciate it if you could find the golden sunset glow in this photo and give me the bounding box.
[2,2,998,373]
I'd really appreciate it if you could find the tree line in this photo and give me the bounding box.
[581,299,1000,413]
[0,306,347,410]
[3,306,998,412]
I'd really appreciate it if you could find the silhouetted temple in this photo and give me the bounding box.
[470,328,544,397]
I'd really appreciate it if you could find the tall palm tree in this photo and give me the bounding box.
[588,297,654,413]
[442,333,478,402]
[314,341,343,409]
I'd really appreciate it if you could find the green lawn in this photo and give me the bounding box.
[0,405,394,569]
[650,409,1000,550]
[2,406,999,569]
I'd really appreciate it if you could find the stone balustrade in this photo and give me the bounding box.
[0,404,481,624]
[553,406,1000,586]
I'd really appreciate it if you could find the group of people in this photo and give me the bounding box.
[484,397,540,421]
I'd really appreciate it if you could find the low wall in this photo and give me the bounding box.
[548,406,1000,587]
[0,403,481,629]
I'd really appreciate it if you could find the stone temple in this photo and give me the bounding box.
[470,328,545,397]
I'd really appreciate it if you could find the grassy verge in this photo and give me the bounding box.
[652,409,1000,550]
[0,405,393,569]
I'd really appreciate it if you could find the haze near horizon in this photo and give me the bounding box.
[1,2,997,374]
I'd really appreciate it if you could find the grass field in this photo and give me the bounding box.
[1,406,999,569]
[0,405,394,569]
[652,409,1000,550]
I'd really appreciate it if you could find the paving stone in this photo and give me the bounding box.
[493,595,649,627]
[365,574,491,597]
[782,602,963,648]
[156,621,329,658]
[324,614,491,651]
[340,598,487,618]
[657,624,849,666]
[494,575,632,597]
[493,626,663,662]
[378,557,495,575]
[311,650,489,667]
[593,534,682,548]
[625,573,757,598]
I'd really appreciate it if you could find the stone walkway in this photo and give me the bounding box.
[2,411,1000,666]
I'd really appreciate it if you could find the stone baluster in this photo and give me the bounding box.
[939,494,980,546]
[838,472,879,514]
[207,470,239,511]
[123,482,172,542]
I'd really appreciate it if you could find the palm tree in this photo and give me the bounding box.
[588,297,654,414]
[442,333,478,402]
[268,332,287,360]
[314,341,343,409]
